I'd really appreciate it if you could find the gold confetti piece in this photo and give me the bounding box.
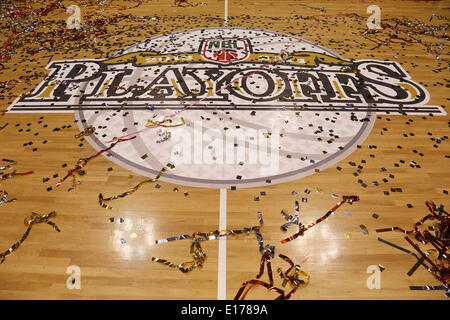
[130,233,137,239]
[316,187,323,193]
[108,217,115,223]
[128,174,134,179]
[0,211,60,264]
[74,126,96,139]
[98,163,173,210]
[345,233,351,239]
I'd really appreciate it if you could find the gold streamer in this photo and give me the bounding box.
[152,241,206,273]
[67,174,78,192]
[145,117,185,128]
[75,126,96,139]
[152,226,262,273]
[278,264,310,288]
[0,211,60,264]
[98,163,175,209]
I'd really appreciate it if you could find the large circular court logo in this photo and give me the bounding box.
[8,28,444,188]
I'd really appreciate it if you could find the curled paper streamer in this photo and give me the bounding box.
[56,136,136,188]
[234,250,276,300]
[407,255,426,277]
[281,196,360,243]
[405,235,448,286]
[155,227,261,245]
[156,234,191,244]
[75,125,96,139]
[410,285,448,291]
[277,254,310,288]
[145,117,185,128]
[0,211,60,264]
[98,163,175,209]
[234,252,308,300]
[0,158,33,181]
[0,158,16,170]
[152,241,206,273]
[0,190,17,206]
[153,225,264,273]
[280,201,303,231]
[67,174,78,192]
[377,237,431,271]
[376,201,449,286]
[257,211,264,225]
[0,170,34,180]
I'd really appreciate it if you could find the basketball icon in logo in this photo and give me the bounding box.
[7,28,445,189]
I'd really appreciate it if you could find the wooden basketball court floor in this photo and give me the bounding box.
[0,0,448,300]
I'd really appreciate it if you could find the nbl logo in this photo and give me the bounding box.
[6,28,445,188]
[201,38,251,64]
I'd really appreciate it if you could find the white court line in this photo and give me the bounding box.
[217,188,227,300]
[224,0,228,27]
[218,0,228,299]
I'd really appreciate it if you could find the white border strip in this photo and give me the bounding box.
[217,188,227,300]
[224,0,228,27]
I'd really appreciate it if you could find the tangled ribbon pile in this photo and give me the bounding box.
[234,248,310,300]
[376,201,449,286]
[152,216,265,273]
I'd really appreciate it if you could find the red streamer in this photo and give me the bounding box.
[56,136,136,187]
[281,195,360,243]
[376,201,449,286]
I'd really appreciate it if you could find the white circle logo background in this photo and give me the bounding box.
[75,28,375,188]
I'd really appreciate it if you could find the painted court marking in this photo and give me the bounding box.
[217,3,229,300]
[218,188,227,300]
[224,0,228,27]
